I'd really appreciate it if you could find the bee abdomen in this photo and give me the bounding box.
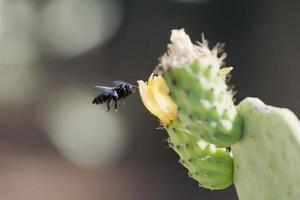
[92,95,106,104]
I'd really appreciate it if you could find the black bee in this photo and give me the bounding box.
[92,81,137,111]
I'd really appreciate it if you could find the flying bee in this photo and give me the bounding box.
[92,81,137,111]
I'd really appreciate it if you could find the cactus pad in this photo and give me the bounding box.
[165,120,233,189]
[163,62,242,147]
[138,73,234,190]
[138,29,243,190]
[156,29,242,147]
[233,97,300,200]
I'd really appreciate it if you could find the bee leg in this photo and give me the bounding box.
[107,99,112,111]
[114,100,118,111]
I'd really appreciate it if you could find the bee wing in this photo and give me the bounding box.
[112,80,127,86]
[112,80,138,88]
[94,85,113,92]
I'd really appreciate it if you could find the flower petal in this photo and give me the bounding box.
[138,74,177,125]
[151,75,177,117]
[219,67,233,80]
[138,80,171,124]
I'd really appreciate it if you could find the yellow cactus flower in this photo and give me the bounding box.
[219,67,233,80]
[138,74,177,125]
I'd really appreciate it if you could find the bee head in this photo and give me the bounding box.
[126,84,137,94]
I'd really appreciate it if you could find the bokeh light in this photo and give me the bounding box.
[0,0,40,104]
[1,0,37,37]
[39,87,128,168]
[0,63,41,105]
[39,0,122,57]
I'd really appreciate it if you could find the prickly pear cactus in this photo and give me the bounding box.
[159,29,242,147]
[138,28,300,197]
[233,98,300,200]
[138,29,238,189]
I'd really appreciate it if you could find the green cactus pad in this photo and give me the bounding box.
[165,120,233,190]
[163,62,242,147]
[233,97,300,200]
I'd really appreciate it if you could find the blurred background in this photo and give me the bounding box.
[0,0,299,199]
